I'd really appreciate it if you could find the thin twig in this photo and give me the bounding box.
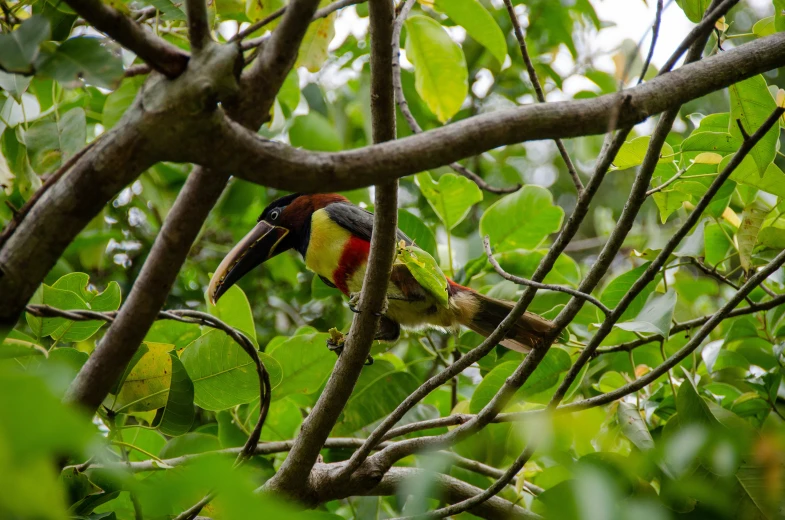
[638,0,664,83]
[483,236,611,315]
[390,0,520,195]
[645,167,686,196]
[502,0,583,193]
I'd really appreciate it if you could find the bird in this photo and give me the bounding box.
[207,193,556,359]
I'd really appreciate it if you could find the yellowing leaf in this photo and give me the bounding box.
[738,201,770,272]
[693,152,723,164]
[296,11,336,73]
[113,342,174,413]
[405,15,468,122]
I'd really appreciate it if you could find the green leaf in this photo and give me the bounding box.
[600,263,657,322]
[496,249,580,287]
[652,188,690,223]
[395,243,449,307]
[752,16,775,37]
[148,0,187,20]
[52,280,121,342]
[704,221,733,266]
[738,200,769,272]
[277,70,300,114]
[480,185,564,252]
[416,171,482,230]
[613,136,673,170]
[676,367,719,427]
[289,112,342,152]
[156,353,195,436]
[181,329,282,411]
[398,209,439,261]
[775,0,785,32]
[434,0,506,66]
[260,398,303,441]
[25,284,87,339]
[207,284,257,346]
[469,348,571,413]
[617,402,654,451]
[103,76,144,130]
[122,426,166,462]
[720,154,785,198]
[268,333,334,400]
[0,15,51,74]
[675,0,711,23]
[595,371,626,393]
[22,107,86,172]
[729,75,778,177]
[0,71,32,103]
[615,289,677,338]
[759,218,785,249]
[333,358,420,435]
[111,342,173,412]
[404,15,468,122]
[38,37,124,90]
[159,432,220,459]
[295,11,335,73]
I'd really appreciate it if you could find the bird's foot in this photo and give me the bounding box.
[347,292,385,317]
[327,328,374,365]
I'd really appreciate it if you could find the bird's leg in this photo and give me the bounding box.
[348,292,389,316]
[326,327,374,365]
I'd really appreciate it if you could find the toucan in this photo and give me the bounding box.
[207,193,555,356]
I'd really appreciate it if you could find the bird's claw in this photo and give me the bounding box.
[327,327,374,365]
[348,292,386,317]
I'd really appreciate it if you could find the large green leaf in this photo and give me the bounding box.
[103,76,144,129]
[615,289,677,338]
[469,348,571,413]
[207,284,257,346]
[50,278,121,343]
[156,353,195,436]
[496,249,580,287]
[25,284,87,339]
[111,342,173,413]
[675,0,711,22]
[600,263,657,322]
[22,107,87,173]
[613,136,673,170]
[0,71,32,103]
[480,185,564,252]
[397,209,438,260]
[720,154,785,198]
[676,367,719,427]
[404,15,468,122]
[38,37,124,89]
[333,358,419,435]
[729,75,778,177]
[395,243,449,307]
[618,402,654,451]
[434,0,506,66]
[181,329,282,411]
[268,333,335,400]
[416,171,482,230]
[289,112,342,152]
[0,15,50,74]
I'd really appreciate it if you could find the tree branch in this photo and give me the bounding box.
[200,31,785,191]
[64,0,189,78]
[484,236,611,315]
[391,0,518,195]
[185,0,211,51]
[502,0,582,192]
[638,0,663,83]
[263,0,399,500]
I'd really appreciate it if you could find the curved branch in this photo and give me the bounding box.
[200,31,785,191]
[483,236,611,315]
[64,0,189,78]
[638,0,664,83]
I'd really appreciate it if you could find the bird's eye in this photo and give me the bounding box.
[269,209,281,221]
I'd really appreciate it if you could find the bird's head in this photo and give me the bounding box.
[207,192,347,304]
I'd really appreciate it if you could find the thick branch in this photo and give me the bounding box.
[64,0,189,78]
[186,0,211,51]
[198,32,785,191]
[264,0,398,499]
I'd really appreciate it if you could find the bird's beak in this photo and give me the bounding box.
[208,221,289,304]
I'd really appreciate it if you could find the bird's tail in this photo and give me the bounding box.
[450,281,556,353]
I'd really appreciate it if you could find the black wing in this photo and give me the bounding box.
[324,202,411,244]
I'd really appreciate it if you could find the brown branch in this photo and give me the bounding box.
[484,236,611,314]
[638,0,663,83]
[502,0,582,193]
[200,31,785,191]
[64,0,189,78]
[264,0,399,499]
[391,0,518,195]
[185,0,211,51]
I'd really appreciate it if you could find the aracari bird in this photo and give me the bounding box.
[207,193,555,356]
